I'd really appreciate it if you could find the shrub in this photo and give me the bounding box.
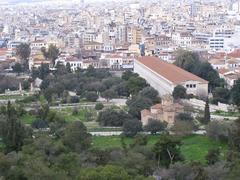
[206,120,230,142]
[97,108,131,127]
[70,96,80,103]
[173,85,187,99]
[95,103,104,110]
[123,119,142,137]
[143,119,167,134]
[84,92,99,102]
[32,119,49,129]
[72,107,79,115]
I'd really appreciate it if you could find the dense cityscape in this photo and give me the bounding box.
[0,0,240,179]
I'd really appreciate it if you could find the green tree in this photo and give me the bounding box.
[55,63,68,76]
[0,153,12,177]
[95,103,104,110]
[140,87,160,103]
[1,102,28,153]
[12,63,23,75]
[66,62,72,73]
[212,87,230,104]
[205,148,220,165]
[123,119,142,137]
[229,118,240,151]
[206,120,230,142]
[203,99,211,125]
[171,120,194,136]
[195,62,222,91]
[122,70,138,81]
[63,121,91,152]
[114,82,130,97]
[231,79,240,107]
[84,91,99,102]
[33,63,50,80]
[131,134,148,147]
[143,119,167,134]
[173,85,187,99]
[127,96,153,119]
[174,50,222,91]
[126,76,148,95]
[41,46,48,60]
[78,165,132,180]
[85,65,96,77]
[175,113,193,121]
[47,44,59,65]
[101,89,117,102]
[153,135,183,168]
[97,108,131,127]
[102,77,122,89]
[174,50,200,73]
[16,43,31,70]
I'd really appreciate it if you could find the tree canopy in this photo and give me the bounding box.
[231,79,240,107]
[173,85,187,99]
[16,43,31,70]
[174,50,223,91]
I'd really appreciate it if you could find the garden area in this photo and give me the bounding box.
[213,110,240,117]
[92,135,227,164]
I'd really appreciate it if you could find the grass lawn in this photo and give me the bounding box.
[0,94,27,100]
[20,113,35,124]
[92,135,227,164]
[213,110,240,117]
[180,135,227,163]
[55,107,97,122]
[0,141,4,152]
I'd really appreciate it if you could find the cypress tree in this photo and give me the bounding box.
[204,98,210,124]
[3,101,26,153]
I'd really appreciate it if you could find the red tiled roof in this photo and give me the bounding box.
[136,56,208,84]
[0,48,8,56]
[105,54,123,59]
[151,104,162,109]
[228,49,240,58]
[218,68,229,74]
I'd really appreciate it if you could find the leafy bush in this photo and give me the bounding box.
[206,121,231,142]
[97,108,131,127]
[95,103,104,110]
[84,92,99,102]
[143,119,167,134]
[122,119,142,137]
[70,96,80,103]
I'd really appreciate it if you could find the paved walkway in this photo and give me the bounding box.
[90,131,123,136]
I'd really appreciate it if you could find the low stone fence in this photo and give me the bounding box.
[90,131,122,136]
[182,98,231,112]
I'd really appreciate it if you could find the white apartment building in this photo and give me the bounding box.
[83,30,97,43]
[172,32,192,48]
[100,53,134,69]
[208,37,224,51]
[30,40,47,50]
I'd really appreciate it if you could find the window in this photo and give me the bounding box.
[190,84,193,88]
[193,84,196,88]
[186,84,189,88]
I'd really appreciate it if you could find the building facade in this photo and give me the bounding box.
[134,56,208,97]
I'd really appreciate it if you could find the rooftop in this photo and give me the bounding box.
[136,56,208,84]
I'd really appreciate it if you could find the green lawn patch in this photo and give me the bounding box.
[180,135,227,163]
[0,94,27,100]
[0,142,4,152]
[92,135,227,164]
[213,110,240,117]
[20,113,35,124]
[55,107,97,122]
[89,127,123,132]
